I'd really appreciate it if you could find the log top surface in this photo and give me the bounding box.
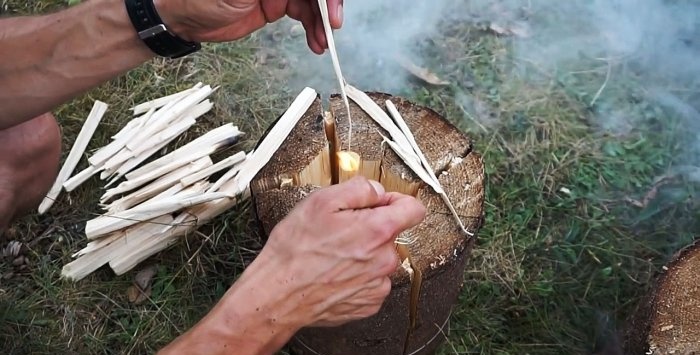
[251,91,484,284]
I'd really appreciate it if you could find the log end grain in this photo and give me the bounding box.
[625,241,700,354]
[251,91,485,355]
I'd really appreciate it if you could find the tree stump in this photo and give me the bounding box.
[625,241,700,354]
[250,92,485,355]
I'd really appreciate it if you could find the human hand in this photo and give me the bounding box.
[256,176,426,327]
[158,177,425,354]
[154,0,343,54]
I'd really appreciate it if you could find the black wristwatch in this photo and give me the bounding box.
[125,0,201,59]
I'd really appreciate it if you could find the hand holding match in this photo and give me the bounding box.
[153,0,343,53]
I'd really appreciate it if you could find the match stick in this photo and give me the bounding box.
[180,151,246,187]
[233,87,317,194]
[38,101,108,214]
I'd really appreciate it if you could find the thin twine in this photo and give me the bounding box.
[293,312,452,355]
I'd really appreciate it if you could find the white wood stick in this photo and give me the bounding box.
[71,231,122,258]
[104,157,213,213]
[234,87,317,194]
[207,152,250,192]
[345,85,415,155]
[125,123,241,181]
[317,0,353,149]
[130,100,213,157]
[104,116,200,183]
[112,108,152,140]
[181,151,245,187]
[62,215,174,281]
[385,101,472,236]
[63,165,103,192]
[90,107,156,166]
[131,83,203,115]
[109,182,238,275]
[86,191,229,240]
[38,101,108,214]
[127,85,215,152]
[101,150,214,203]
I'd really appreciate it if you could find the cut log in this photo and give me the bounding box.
[250,91,484,355]
[38,100,109,214]
[624,241,700,354]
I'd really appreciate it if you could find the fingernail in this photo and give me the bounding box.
[337,4,344,27]
[369,180,385,196]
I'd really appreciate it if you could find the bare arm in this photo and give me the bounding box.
[0,0,153,130]
[0,0,343,130]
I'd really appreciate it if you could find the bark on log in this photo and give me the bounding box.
[250,92,484,355]
[624,241,700,354]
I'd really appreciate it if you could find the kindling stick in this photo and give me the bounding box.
[39,101,108,214]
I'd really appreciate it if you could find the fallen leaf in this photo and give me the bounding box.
[395,56,450,86]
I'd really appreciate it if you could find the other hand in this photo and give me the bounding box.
[154,0,344,54]
[257,176,426,327]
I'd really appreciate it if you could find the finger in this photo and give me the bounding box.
[311,176,386,211]
[314,16,328,50]
[260,0,287,23]
[327,0,343,28]
[360,193,426,246]
[287,0,325,53]
[364,243,400,278]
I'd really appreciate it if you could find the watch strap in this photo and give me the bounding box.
[125,0,201,59]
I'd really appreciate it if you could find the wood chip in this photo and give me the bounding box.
[39,101,108,214]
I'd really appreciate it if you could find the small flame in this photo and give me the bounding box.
[337,151,360,172]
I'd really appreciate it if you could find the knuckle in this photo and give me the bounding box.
[379,249,399,276]
[378,277,392,298]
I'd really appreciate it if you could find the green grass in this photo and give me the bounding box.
[2,2,699,354]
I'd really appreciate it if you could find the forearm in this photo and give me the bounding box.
[0,0,153,130]
[159,252,305,355]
